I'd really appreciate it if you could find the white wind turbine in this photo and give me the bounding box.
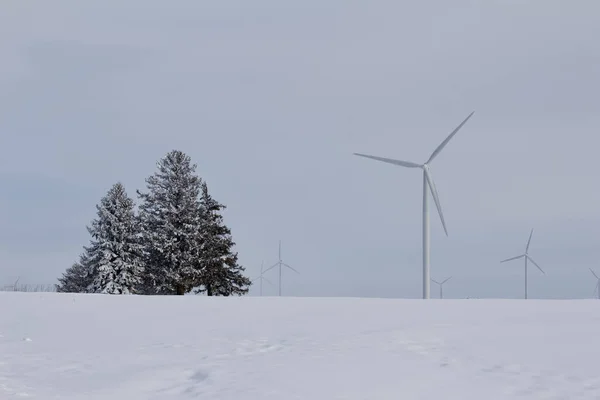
[500,229,545,299]
[354,111,475,299]
[263,241,299,296]
[252,261,275,296]
[431,276,452,299]
[590,269,600,299]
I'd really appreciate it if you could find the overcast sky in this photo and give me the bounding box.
[1,0,599,299]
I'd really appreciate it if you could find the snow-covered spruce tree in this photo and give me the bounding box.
[56,260,93,293]
[85,182,145,294]
[194,182,251,296]
[137,150,203,295]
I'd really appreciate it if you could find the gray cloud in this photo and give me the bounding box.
[1,0,599,298]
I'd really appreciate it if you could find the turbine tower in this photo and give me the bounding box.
[354,111,474,299]
[252,261,275,296]
[590,268,600,299]
[263,241,299,296]
[500,229,545,299]
[431,276,452,299]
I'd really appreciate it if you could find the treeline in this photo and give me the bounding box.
[57,150,252,296]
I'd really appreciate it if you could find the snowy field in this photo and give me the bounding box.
[2,293,600,399]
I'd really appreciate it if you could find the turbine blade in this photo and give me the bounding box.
[442,276,452,284]
[590,268,599,280]
[500,254,525,263]
[262,262,279,274]
[431,279,440,285]
[595,281,599,296]
[527,255,545,274]
[424,168,448,236]
[263,276,276,287]
[526,229,534,253]
[353,153,421,168]
[426,111,475,164]
[282,262,300,274]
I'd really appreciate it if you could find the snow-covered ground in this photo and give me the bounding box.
[1,293,600,399]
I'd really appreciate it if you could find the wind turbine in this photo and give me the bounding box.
[590,269,600,299]
[354,111,474,299]
[431,276,452,299]
[263,241,299,296]
[252,261,275,296]
[500,229,545,299]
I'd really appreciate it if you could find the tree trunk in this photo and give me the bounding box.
[206,285,213,296]
[175,285,185,295]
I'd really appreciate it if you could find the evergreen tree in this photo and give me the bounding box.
[56,259,93,293]
[194,182,251,296]
[137,150,203,295]
[85,182,145,294]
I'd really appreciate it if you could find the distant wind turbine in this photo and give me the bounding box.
[263,241,299,296]
[590,269,600,299]
[354,111,475,299]
[431,276,452,299]
[500,229,545,299]
[252,261,275,296]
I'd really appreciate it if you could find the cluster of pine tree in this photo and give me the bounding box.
[56,150,252,296]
